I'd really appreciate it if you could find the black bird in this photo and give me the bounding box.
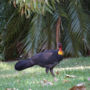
[15,43,64,76]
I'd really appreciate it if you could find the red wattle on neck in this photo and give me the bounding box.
[59,48,62,51]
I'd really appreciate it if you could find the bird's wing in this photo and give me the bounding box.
[31,51,53,60]
[31,50,58,64]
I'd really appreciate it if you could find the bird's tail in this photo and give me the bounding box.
[15,59,34,71]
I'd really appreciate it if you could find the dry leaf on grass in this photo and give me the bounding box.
[6,88,11,90]
[65,74,77,78]
[70,83,86,90]
[63,80,70,83]
[28,89,32,90]
[16,80,20,83]
[41,79,53,86]
[6,88,18,90]
[43,79,48,83]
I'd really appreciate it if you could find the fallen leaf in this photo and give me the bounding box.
[43,79,48,83]
[6,88,18,90]
[47,82,53,85]
[70,83,86,90]
[63,80,70,83]
[6,88,11,90]
[28,89,32,90]
[41,79,53,86]
[16,80,20,83]
[76,83,85,86]
[65,74,77,78]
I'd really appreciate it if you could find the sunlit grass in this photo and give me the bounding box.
[0,57,90,90]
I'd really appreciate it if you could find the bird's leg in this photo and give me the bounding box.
[46,68,49,74]
[50,68,55,77]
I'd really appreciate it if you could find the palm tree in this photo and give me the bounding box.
[0,0,90,60]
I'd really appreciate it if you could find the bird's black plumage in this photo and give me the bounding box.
[15,44,63,76]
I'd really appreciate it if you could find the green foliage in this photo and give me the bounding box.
[62,0,90,56]
[0,0,90,60]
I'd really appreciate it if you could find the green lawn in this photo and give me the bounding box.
[0,57,90,90]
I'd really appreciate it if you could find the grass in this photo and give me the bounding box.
[0,57,90,90]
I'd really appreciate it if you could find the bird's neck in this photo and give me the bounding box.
[58,47,63,55]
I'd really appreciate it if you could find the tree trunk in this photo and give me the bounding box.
[56,17,61,49]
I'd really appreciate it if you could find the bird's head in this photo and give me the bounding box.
[58,43,64,55]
